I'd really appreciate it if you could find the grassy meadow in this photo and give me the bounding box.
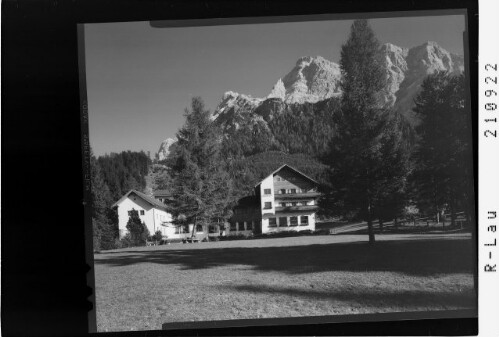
[93,233,475,332]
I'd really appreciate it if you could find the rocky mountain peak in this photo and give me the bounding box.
[281,55,342,104]
[267,78,286,100]
[208,41,464,135]
[211,91,263,122]
[157,138,176,161]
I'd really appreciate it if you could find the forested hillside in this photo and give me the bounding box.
[97,151,151,201]
[91,150,152,250]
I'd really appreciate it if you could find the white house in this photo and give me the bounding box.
[112,189,174,239]
[112,189,202,241]
[228,164,321,235]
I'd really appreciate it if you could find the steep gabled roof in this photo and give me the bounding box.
[111,189,168,211]
[255,164,318,188]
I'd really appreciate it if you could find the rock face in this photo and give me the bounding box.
[279,56,342,104]
[379,43,409,107]
[158,41,464,153]
[157,138,176,161]
[212,41,464,128]
[210,91,263,124]
[393,41,464,122]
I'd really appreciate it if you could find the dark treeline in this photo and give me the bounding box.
[98,151,151,201]
[409,71,473,227]
[91,150,152,250]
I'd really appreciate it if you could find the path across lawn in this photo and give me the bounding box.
[93,233,476,332]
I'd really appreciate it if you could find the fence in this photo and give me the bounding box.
[395,211,468,230]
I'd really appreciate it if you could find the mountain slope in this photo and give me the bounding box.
[212,41,463,131]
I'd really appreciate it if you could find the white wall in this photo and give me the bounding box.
[260,175,275,214]
[116,195,172,239]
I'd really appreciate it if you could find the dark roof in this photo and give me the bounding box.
[112,189,168,211]
[153,189,172,197]
[255,164,318,188]
[234,195,260,209]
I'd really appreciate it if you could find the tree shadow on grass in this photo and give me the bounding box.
[223,284,477,311]
[94,237,474,276]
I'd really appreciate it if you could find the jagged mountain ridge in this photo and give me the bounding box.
[213,41,464,128]
[157,41,463,159]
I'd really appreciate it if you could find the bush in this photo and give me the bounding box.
[119,233,134,248]
[126,210,150,246]
[153,230,163,242]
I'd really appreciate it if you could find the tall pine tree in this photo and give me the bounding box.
[168,97,234,236]
[90,149,116,250]
[410,72,473,225]
[326,19,410,243]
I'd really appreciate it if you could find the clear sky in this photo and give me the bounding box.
[84,14,465,157]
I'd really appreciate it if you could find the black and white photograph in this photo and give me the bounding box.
[80,11,477,332]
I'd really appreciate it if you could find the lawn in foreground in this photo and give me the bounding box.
[93,233,476,332]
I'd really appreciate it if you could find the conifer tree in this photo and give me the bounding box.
[168,97,234,236]
[90,149,116,250]
[126,209,149,246]
[326,19,410,243]
[410,72,473,225]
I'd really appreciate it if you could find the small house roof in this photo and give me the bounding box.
[153,189,172,198]
[111,189,168,211]
[254,164,318,188]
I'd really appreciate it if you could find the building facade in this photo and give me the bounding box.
[229,164,321,236]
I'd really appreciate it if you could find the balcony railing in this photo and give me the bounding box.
[274,192,321,200]
[275,205,319,213]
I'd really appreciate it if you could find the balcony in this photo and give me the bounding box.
[274,192,321,200]
[275,205,319,213]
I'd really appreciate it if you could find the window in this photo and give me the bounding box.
[175,226,181,234]
[196,225,204,233]
[281,202,286,207]
[300,216,309,226]
[280,189,286,194]
[264,202,272,209]
[231,222,237,231]
[264,188,271,195]
[269,218,277,227]
[248,221,254,230]
[291,202,297,206]
[140,210,145,215]
[279,217,287,227]
[290,188,296,194]
[290,216,298,226]
[182,225,190,234]
[209,225,217,233]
